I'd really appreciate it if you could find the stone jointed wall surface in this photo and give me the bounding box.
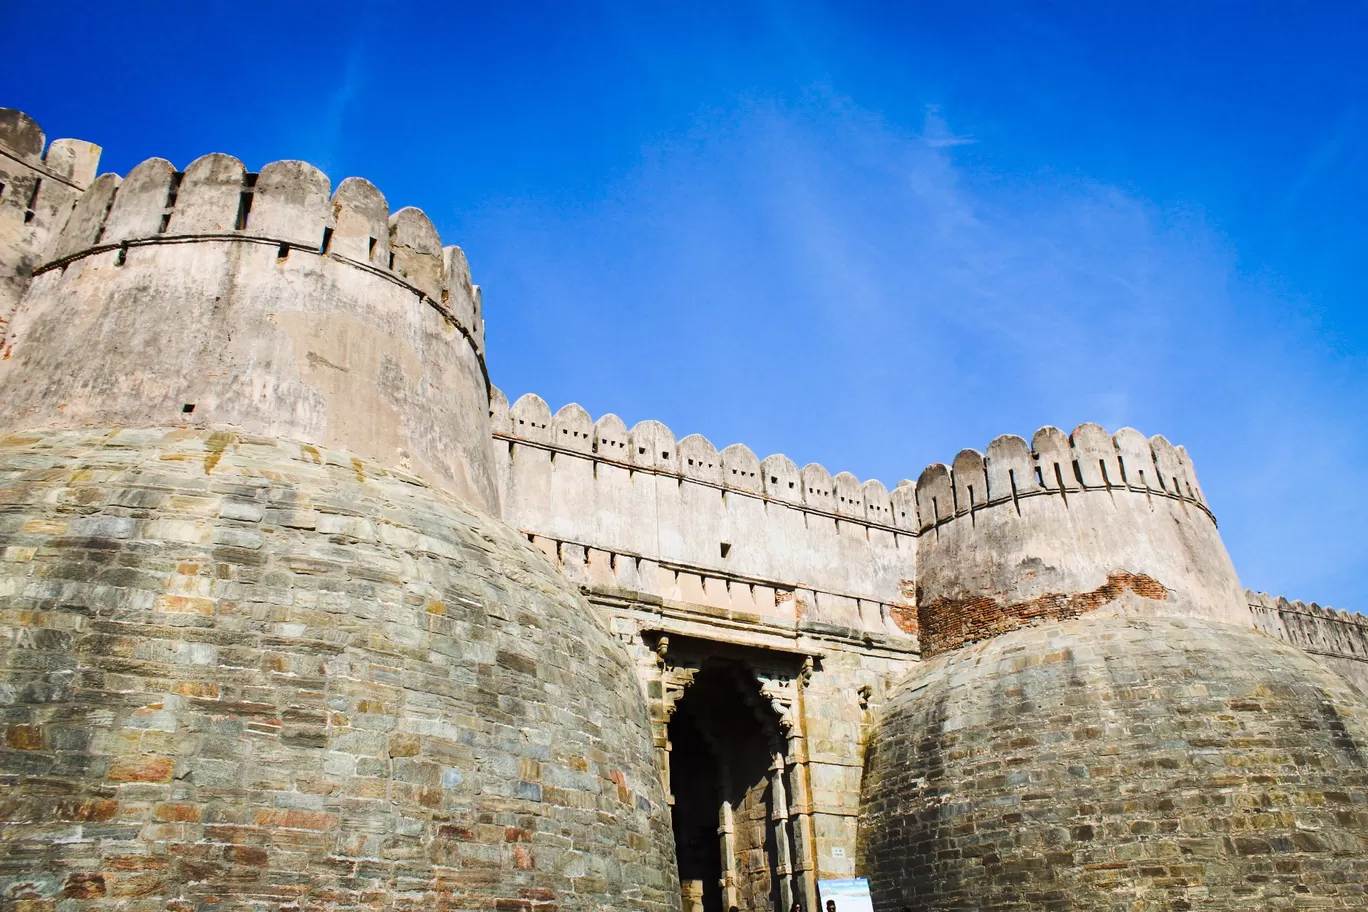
[859,615,1368,911]
[0,152,494,511]
[912,423,1250,655]
[0,124,681,912]
[492,391,918,643]
[0,108,100,339]
[0,427,679,912]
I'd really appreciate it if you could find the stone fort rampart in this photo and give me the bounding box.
[911,422,1251,654]
[2,104,1367,912]
[2,148,496,510]
[0,109,100,338]
[1250,590,1368,693]
[493,390,920,644]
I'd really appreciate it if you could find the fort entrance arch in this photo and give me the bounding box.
[653,635,813,912]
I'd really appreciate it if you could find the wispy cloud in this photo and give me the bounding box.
[476,89,1367,607]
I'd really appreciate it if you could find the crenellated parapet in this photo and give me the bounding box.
[493,389,912,527]
[913,423,1250,655]
[0,153,496,510]
[0,108,101,338]
[1249,589,1368,693]
[491,389,919,646]
[912,423,1210,533]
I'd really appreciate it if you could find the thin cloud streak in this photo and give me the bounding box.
[478,91,1368,607]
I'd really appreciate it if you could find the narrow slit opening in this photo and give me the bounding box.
[23,178,42,223]
[234,173,257,230]
[114,244,127,266]
[91,191,117,245]
[1008,468,1021,515]
[1054,463,1069,505]
[159,172,184,233]
[318,226,333,255]
[277,243,290,261]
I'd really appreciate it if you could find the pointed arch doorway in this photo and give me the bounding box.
[666,658,801,912]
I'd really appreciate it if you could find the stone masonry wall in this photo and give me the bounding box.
[1,153,495,512]
[542,544,918,907]
[0,427,679,912]
[914,423,1250,654]
[0,108,100,340]
[860,615,1368,911]
[492,391,918,644]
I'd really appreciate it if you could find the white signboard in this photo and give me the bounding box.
[817,878,875,912]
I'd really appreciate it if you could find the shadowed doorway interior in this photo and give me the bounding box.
[668,660,795,912]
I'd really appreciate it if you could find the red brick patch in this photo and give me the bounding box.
[919,571,1168,655]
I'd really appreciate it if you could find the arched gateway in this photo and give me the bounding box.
[654,636,811,912]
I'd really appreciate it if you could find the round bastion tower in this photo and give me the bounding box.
[0,146,679,911]
[861,425,1368,910]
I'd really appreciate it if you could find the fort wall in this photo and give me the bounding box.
[0,153,495,511]
[0,108,100,339]
[1249,590,1368,693]
[491,390,919,646]
[913,423,1249,654]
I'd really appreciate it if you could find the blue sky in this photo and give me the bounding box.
[9,2,1367,608]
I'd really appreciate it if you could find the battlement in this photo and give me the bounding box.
[491,389,918,647]
[913,423,1249,655]
[1248,589,1368,693]
[0,152,497,510]
[36,152,485,362]
[493,389,911,527]
[0,108,101,187]
[0,108,101,339]
[912,422,1210,533]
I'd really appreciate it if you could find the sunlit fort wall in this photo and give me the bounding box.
[1,105,1366,912]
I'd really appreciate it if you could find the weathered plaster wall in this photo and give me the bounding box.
[0,154,494,511]
[492,391,918,644]
[913,423,1249,654]
[859,615,1368,910]
[0,108,100,339]
[1250,590,1368,694]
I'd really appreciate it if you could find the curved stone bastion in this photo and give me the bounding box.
[859,615,1368,910]
[912,423,1250,655]
[0,153,494,511]
[0,148,679,911]
[860,425,1368,910]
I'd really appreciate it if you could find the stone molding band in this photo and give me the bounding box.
[500,429,1217,535]
[496,431,912,537]
[0,145,85,190]
[918,479,1216,533]
[537,531,914,615]
[34,233,491,395]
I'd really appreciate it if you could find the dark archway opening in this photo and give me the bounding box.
[668,660,791,912]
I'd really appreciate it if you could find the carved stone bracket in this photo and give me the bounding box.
[753,669,799,736]
[661,663,699,721]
